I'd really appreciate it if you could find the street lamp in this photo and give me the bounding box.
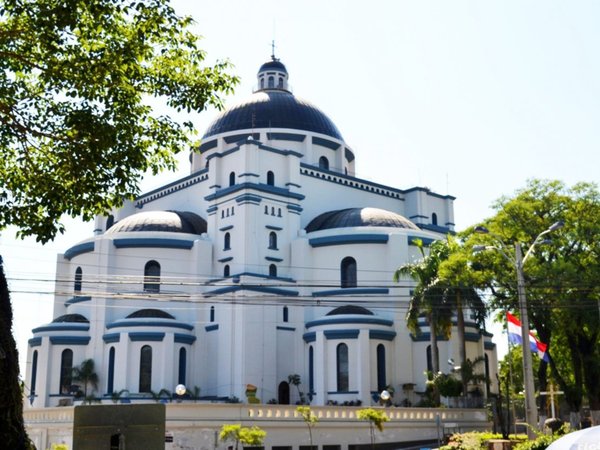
[474,221,563,439]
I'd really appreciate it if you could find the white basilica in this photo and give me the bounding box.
[26,56,498,409]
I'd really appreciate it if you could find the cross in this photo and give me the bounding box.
[539,383,564,418]
[271,40,277,60]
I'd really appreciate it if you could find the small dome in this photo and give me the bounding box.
[258,59,288,75]
[306,207,419,232]
[106,210,207,235]
[202,91,343,140]
[326,305,374,316]
[52,314,89,323]
[126,309,175,319]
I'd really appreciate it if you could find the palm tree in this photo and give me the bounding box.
[394,239,453,376]
[72,359,99,403]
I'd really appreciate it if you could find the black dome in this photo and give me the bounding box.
[126,309,175,319]
[106,210,207,235]
[327,305,374,316]
[306,207,419,233]
[52,314,89,323]
[258,59,287,74]
[202,91,343,140]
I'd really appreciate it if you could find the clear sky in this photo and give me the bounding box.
[2,0,599,375]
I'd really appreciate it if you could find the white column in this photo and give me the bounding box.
[314,331,326,405]
[356,330,371,405]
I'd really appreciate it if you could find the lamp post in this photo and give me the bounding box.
[474,221,563,439]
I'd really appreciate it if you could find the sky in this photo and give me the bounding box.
[2,0,600,375]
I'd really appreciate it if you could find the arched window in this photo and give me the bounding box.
[283,306,289,323]
[377,344,386,392]
[106,215,114,230]
[308,346,314,396]
[319,156,329,170]
[271,206,275,216]
[260,78,264,89]
[178,348,187,385]
[224,232,231,250]
[31,350,38,396]
[264,205,269,214]
[229,171,236,186]
[107,347,115,394]
[139,345,152,393]
[278,381,290,404]
[210,306,215,322]
[268,231,277,249]
[144,260,161,293]
[269,264,277,277]
[268,76,274,88]
[426,345,433,373]
[336,343,349,392]
[278,208,282,217]
[267,171,275,186]
[59,349,73,394]
[341,257,357,288]
[432,213,438,226]
[223,264,230,277]
[74,267,82,293]
[278,77,283,88]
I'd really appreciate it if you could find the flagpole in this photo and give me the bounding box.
[505,310,514,435]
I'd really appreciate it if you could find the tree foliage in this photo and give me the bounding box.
[357,408,389,449]
[0,0,238,242]
[219,424,266,450]
[468,179,600,420]
[71,358,99,402]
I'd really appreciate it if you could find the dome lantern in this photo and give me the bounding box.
[257,55,289,92]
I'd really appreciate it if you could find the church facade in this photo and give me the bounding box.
[25,57,497,409]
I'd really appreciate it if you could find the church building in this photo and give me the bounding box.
[25,56,497,409]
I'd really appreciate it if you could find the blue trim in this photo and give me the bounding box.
[285,182,302,188]
[306,317,394,328]
[129,332,165,342]
[218,257,233,263]
[113,238,194,249]
[344,147,355,163]
[106,320,194,331]
[205,324,219,332]
[65,296,91,306]
[267,132,306,142]
[199,139,218,152]
[277,326,296,332]
[207,205,218,214]
[303,332,316,343]
[235,193,263,204]
[225,272,296,283]
[103,333,120,343]
[369,330,397,341]
[312,136,340,150]
[309,234,388,248]
[32,324,89,333]
[324,329,359,340]
[410,333,449,342]
[205,182,305,202]
[266,225,283,231]
[485,341,496,350]
[328,390,359,395]
[239,172,260,178]
[224,132,260,144]
[49,336,91,345]
[209,185,222,189]
[219,225,234,231]
[204,285,299,297]
[28,337,42,347]
[287,204,303,213]
[410,215,428,220]
[265,256,283,262]
[258,142,303,158]
[418,223,453,234]
[174,333,197,344]
[312,288,389,297]
[404,186,456,200]
[408,236,436,247]
[135,170,208,207]
[64,242,95,260]
[464,332,482,342]
[206,146,241,162]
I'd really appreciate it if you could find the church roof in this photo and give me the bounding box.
[258,59,288,74]
[326,305,374,316]
[106,211,207,235]
[126,309,175,319]
[52,314,89,323]
[306,207,419,232]
[202,90,343,140]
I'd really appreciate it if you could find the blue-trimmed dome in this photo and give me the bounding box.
[126,309,175,319]
[306,207,419,232]
[202,91,343,140]
[52,314,89,323]
[106,211,206,235]
[258,59,288,74]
